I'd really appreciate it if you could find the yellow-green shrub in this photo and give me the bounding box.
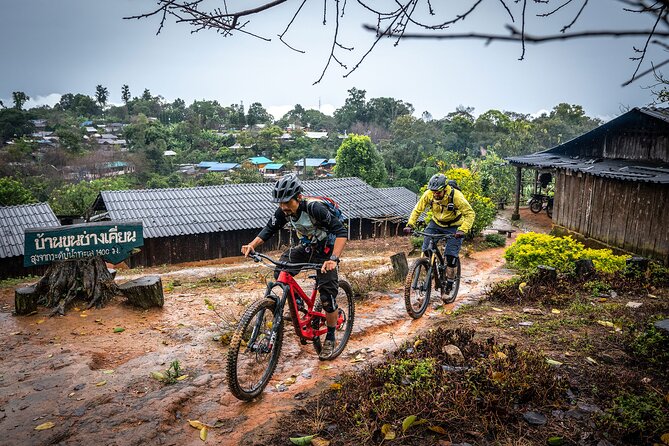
[504,232,629,274]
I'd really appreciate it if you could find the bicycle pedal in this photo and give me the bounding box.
[300,339,308,345]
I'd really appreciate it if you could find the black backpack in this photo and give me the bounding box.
[446,180,460,211]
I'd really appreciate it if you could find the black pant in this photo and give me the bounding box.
[275,244,338,312]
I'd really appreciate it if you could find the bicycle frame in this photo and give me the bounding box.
[250,253,345,346]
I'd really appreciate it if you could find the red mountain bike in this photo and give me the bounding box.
[226,252,355,401]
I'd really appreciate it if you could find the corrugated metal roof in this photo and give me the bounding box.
[295,158,327,167]
[264,163,284,170]
[248,156,272,165]
[507,107,669,184]
[0,203,60,259]
[378,187,419,219]
[94,178,403,239]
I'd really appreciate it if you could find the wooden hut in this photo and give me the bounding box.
[507,107,669,263]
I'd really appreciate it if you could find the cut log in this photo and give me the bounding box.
[390,252,409,280]
[536,265,557,282]
[15,285,38,316]
[575,259,596,277]
[119,276,164,309]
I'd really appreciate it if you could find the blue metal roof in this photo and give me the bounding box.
[264,163,284,170]
[0,203,60,259]
[295,158,327,167]
[248,156,272,165]
[197,161,218,168]
[207,163,239,172]
[93,178,404,239]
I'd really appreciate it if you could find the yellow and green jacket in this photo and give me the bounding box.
[408,186,476,234]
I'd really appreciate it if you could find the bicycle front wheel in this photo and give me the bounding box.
[404,258,432,319]
[312,280,355,360]
[226,297,283,401]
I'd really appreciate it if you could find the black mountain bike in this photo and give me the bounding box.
[404,230,461,319]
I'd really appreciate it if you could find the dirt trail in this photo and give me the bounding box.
[0,236,519,446]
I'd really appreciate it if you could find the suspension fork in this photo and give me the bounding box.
[248,281,288,353]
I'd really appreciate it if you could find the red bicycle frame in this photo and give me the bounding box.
[275,270,345,341]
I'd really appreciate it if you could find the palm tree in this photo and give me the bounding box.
[95,85,109,108]
[12,91,30,110]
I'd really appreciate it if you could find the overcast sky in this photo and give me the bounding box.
[0,0,662,121]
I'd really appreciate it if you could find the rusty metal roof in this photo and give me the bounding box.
[0,203,60,259]
[507,107,669,184]
[93,177,404,239]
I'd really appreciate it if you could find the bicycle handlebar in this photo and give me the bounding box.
[250,251,323,271]
[412,230,456,240]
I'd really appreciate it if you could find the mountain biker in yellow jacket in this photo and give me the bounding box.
[405,173,475,296]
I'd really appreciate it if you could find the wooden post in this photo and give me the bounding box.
[575,259,595,278]
[14,285,38,315]
[536,265,557,282]
[512,166,522,221]
[390,253,409,280]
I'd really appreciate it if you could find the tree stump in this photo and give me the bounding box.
[119,276,164,309]
[575,259,596,278]
[33,257,120,316]
[536,265,557,283]
[15,285,38,316]
[390,252,409,280]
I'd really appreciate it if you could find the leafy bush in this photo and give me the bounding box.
[504,232,629,274]
[600,391,669,439]
[484,233,507,248]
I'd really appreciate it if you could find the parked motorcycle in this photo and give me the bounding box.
[528,193,554,219]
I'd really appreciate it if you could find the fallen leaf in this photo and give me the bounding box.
[492,307,503,312]
[494,351,507,360]
[381,423,396,440]
[34,421,55,430]
[518,282,527,294]
[113,327,125,333]
[596,320,614,328]
[290,435,315,445]
[68,392,75,397]
[102,370,115,375]
[80,313,88,318]
[547,436,565,446]
[330,383,342,390]
[36,319,45,324]
[598,297,608,303]
[546,359,563,366]
[319,365,333,370]
[151,371,165,381]
[284,376,297,385]
[402,415,418,433]
[199,426,208,441]
[585,356,599,365]
[350,354,366,363]
[491,371,505,382]
[95,380,107,387]
[414,339,423,348]
[660,432,669,445]
[551,309,561,314]
[429,425,448,435]
[176,374,189,381]
[311,437,331,446]
[188,420,206,429]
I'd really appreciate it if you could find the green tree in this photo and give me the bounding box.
[55,127,84,153]
[56,93,101,116]
[334,87,368,131]
[246,102,273,126]
[12,91,30,110]
[121,84,131,104]
[142,88,152,101]
[442,167,496,237]
[366,97,414,129]
[95,85,109,108]
[0,109,35,143]
[334,134,387,186]
[0,177,36,206]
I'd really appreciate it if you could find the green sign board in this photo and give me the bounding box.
[24,221,143,267]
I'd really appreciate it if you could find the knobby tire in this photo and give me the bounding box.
[312,280,355,360]
[227,297,283,401]
[404,258,432,319]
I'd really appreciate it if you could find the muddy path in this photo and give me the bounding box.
[0,236,518,446]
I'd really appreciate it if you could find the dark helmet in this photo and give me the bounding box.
[272,174,303,203]
[427,173,447,191]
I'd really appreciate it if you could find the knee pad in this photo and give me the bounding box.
[446,255,458,268]
[320,294,338,313]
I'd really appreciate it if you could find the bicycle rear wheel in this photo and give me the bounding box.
[226,297,283,401]
[312,280,355,360]
[441,258,461,304]
[529,199,542,213]
[404,258,432,319]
